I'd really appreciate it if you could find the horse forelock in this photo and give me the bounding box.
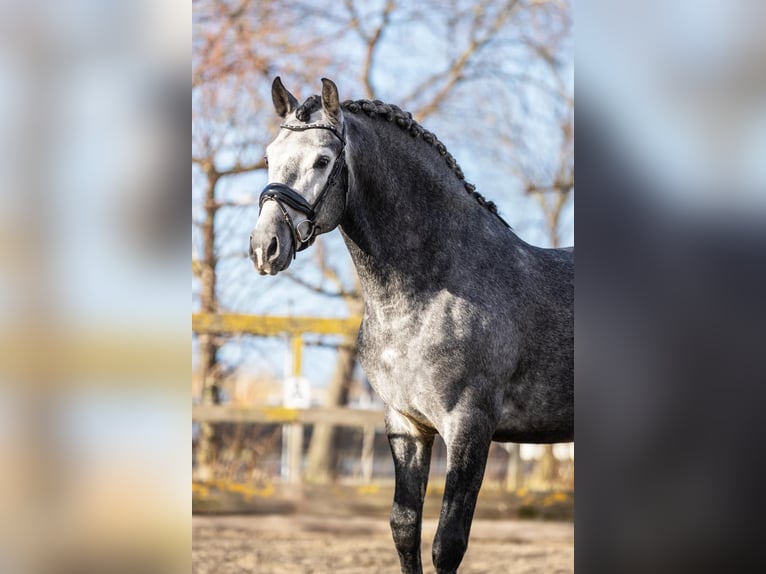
[290,94,510,228]
[294,95,322,123]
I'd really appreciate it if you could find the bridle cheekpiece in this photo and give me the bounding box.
[258,122,347,257]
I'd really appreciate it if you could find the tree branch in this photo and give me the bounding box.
[343,0,368,41]
[220,158,267,176]
[191,156,266,178]
[361,0,397,98]
[406,0,520,121]
[282,272,349,299]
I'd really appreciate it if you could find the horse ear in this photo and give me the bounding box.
[321,78,341,125]
[272,76,299,118]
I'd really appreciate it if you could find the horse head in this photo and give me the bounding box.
[250,77,347,275]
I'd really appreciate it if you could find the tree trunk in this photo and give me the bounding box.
[536,444,559,490]
[304,337,358,483]
[505,443,523,491]
[196,171,221,482]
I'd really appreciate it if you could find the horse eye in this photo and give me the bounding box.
[263,155,269,167]
[314,156,330,169]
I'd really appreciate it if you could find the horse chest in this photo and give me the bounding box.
[359,322,432,399]
[357,301,479,425]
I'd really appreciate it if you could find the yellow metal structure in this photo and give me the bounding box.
[192,313,368,484]
[192,313,362,337]
[291,335,303,376]
[192,405,384,427]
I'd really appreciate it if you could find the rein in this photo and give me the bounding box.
[258,122,347,257]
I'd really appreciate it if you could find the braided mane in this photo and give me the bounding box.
[294,95,510,228]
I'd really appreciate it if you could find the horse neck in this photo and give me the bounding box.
[339,114,512,300]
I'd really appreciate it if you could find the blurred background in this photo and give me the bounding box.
[0,1,189,573]
[191,0,574,516]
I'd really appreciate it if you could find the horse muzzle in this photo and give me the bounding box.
[249,205,295,275]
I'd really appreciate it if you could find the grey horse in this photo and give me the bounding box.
[250,77,573,574]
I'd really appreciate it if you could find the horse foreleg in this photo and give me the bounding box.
[432,417,493,574]
[386,409,434,574]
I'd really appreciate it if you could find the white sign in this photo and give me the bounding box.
[283,376,311,408]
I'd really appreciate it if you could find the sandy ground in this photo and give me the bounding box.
[192,514,573,574]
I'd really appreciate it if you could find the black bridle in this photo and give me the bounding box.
[258,122,347,257]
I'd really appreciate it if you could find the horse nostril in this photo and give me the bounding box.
[266,236,279,261]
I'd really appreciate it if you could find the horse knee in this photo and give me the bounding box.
[390,506,424,573]
[390,505,420,549]
[432,528,468,573]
